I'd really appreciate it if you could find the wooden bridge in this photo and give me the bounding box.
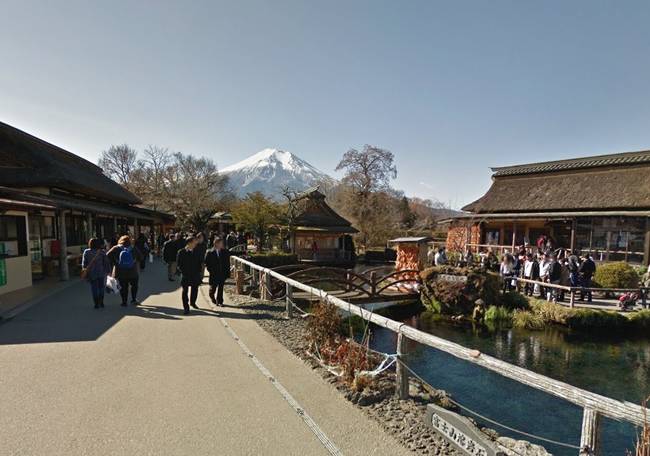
[241,264,420,305]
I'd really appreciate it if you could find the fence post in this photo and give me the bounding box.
[235,264,244,295]
[286,282,293,319]
[579,408,601,456]
[346,270,351,292]
[370,271,377,297]
[570,289,576,309]
[395,332,409,399]
[264,271,272,300]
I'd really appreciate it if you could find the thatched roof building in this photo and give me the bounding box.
[0,121,173,296]
[447,150,650,265]
[289,188,358,264]
[0,121,140,204]
[463,151,650,213]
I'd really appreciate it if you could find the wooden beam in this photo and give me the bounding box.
[579,408,600,455]
[395,332,409,399]
[286,283,293,319]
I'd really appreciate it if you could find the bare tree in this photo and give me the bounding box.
[163,152,230,231]
[98,144,140,186]
[139,145,172,211]
[335,145,397,250]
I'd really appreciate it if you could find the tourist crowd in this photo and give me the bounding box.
[429,244,598,304]
[81,229,249,313]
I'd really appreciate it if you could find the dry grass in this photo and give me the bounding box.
[629,396,650,456]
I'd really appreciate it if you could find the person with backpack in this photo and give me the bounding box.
[176,235,203,315]
[82,238,112,308]
[204,237,231,306]
[107,235,143,307]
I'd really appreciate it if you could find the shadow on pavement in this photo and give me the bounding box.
[0,261,179,345]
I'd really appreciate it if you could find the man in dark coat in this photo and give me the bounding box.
[162,233,181,281]
[194,232,208,283]
[579,253,596,302]
[204,237,231,306]
[176,236,203,314]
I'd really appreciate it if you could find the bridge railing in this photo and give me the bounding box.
[231,255,647,455]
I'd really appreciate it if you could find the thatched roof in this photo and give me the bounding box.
[0,121,140,204]
[464,155,650,213]
[491,149,650,177]
[293,188,358,234]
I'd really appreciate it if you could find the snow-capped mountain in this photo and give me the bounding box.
[221,148,336,199]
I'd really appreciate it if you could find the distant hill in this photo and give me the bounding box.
[221,148,335,199]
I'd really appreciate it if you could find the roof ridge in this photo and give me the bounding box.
[491,149,650,176]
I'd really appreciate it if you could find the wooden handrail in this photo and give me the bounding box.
[232,255,647,432]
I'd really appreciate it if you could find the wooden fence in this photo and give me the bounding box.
[231,256,648,456]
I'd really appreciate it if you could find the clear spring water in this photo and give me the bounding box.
[368,305,648,455]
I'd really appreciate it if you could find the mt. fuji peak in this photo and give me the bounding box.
[221,149,335,199]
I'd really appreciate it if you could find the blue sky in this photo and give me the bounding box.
[2,1,650,208]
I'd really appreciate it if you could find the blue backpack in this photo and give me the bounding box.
[118,246,136,269]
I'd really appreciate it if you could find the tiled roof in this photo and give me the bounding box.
[491,150,650,177]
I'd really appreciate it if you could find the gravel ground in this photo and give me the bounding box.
[228,284,553,456]
[228,286,463,455]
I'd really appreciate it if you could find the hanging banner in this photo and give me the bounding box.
[0,243,6,287]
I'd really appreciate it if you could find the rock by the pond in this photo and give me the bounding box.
[497,437,553,456]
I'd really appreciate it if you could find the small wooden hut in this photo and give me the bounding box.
[289,188,358,265]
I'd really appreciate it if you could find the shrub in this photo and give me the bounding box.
[484,306,512,325]
[529,299,572,325]
[629,310,650,331]
[499,292,530,311]
[420,266,500,314]
[566,309,630,331]
[594,262,640,289]
[512,309,545,330]
[306,301,342,350]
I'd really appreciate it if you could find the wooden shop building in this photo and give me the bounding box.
[444,150,650,265]
[0,121,174,296]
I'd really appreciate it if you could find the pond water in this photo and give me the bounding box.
[368,304,649,455]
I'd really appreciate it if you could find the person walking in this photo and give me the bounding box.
[195,232,208,283]
[176,235,203,314]
[579,253,596,302]
[547,254,562,302]
[205,237,231,306]
[522,253,539,296]
[162,233,181,281]
[434,247,447,266]
[134,233,150,271]
[499,254,514,292]
[107,235,143,307]
[82,238,112,308]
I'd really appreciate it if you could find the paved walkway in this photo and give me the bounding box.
[0,260,409,456]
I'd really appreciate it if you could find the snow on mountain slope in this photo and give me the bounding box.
[221,148,336,199]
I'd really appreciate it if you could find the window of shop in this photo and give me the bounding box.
[65,214,89,246]
[575,217,647,264]
[0,215,28,257]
